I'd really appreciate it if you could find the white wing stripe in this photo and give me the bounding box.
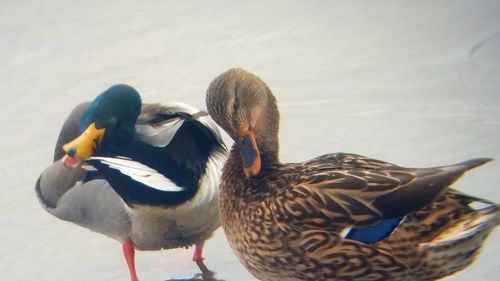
[135,119,185,147]
[88,156,184,192]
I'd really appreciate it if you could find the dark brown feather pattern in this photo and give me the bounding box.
[207,68,498,281]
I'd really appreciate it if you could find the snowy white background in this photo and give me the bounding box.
[1,0,499,280]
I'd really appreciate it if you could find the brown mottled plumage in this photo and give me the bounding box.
[206,68,499,281]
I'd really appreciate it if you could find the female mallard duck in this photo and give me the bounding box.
[36,84,227,281]
[205,68,499,281]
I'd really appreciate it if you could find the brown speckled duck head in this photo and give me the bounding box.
[206,68,280,178]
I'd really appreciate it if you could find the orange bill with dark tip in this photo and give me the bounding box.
[62,122,105,161]
[237,130,261,177]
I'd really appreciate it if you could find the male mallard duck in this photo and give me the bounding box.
[36,84,227,281]
[205,68,499,281]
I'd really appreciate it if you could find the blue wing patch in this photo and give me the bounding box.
[345,217,402,244]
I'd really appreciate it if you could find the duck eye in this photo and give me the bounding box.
[108,117,118,125]
[232,99,239,112]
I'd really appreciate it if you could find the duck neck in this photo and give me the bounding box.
[229,143,280,179]
[222,146,280,205]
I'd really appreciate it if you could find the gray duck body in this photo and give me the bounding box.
[36,96,226,280]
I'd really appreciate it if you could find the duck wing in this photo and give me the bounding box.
[86,102,226,206]
[85,156,185,192]
[136,102,225,149]
[135,102,226,185]
[278,153,492,230]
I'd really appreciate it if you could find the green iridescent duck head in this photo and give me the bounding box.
[63,84,141,164]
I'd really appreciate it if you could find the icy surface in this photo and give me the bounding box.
[1,0,499,280]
